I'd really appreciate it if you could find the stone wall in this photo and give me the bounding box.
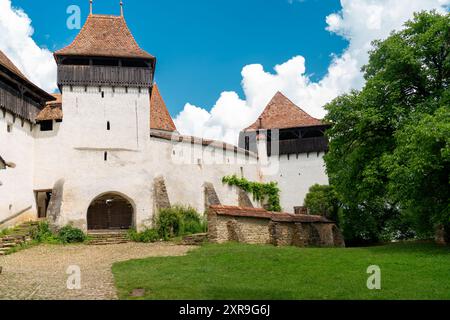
[208,205,345,248]
[435,225,449,245]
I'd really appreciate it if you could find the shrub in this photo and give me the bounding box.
[31,221,59,243]
[155,205,206,240]
[156,207,183,240]
[304,184,340,223]
[128,228,159,243]
[58,225,86,244]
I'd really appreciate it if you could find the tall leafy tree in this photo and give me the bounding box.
[324,11,450,242]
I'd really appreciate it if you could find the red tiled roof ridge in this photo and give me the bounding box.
[54,14,154,59]
[244,91,324,131]
[150,130,257,157]
[209,205,332,223]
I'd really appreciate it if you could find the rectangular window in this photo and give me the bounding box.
[7,123,12,133]
[245,136,250,151]
[40,121,53,132]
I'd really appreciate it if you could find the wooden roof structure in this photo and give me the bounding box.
[0,50,55,122]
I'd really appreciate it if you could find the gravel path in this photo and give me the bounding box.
[0,243,194,300]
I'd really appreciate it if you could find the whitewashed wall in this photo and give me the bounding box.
[0,112,36,226]
[262,152,329,213]
[33,86,260,231]
[2,83,328,231]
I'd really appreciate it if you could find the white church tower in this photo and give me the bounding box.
[35,2,157,231]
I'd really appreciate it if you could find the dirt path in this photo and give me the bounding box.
[0,243,193,300]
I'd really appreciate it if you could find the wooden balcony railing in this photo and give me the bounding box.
[57,65,153,88]
[270,137,329,156]
[0,81,42,122]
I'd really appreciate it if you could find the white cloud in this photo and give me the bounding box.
[175,0,450,144]
[0,0,56,92]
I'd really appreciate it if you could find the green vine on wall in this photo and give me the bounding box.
[222,175,282,212]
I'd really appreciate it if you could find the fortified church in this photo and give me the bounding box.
[0,3,329,232]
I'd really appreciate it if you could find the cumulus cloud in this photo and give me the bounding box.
[175,0,450,144]
[0,0,56,92]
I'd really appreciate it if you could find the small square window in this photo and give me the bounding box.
[40,120,53,132]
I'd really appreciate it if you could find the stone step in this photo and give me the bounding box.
[0,243,18,249]
[88,241,129,246]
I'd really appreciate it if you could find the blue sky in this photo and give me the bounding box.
[13,0,347,116]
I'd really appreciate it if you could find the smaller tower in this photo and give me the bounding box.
[120,0,124,16]
[89,0,93,15]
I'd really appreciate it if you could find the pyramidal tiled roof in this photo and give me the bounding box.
[55,14,154,60]
[150,85,177,132]
[245,92,324,131]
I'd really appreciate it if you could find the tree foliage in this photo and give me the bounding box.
[324,11,450,243]
[303,184,340,223]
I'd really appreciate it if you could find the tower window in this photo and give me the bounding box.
[40,121,53,132]
[7,123,12,133]
[104,152,108,162]
[107,121,111,131]
[101,91,105,98]
[245,136,250,151]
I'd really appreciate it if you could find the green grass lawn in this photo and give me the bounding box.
[112,242,450,300]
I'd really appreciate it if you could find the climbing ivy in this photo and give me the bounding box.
[222,175,282,212]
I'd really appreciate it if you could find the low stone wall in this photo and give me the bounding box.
[208,205,345,248]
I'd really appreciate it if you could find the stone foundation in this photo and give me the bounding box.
[208,205,345,248]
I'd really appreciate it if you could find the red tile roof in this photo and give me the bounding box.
[150,85,177,132]
[0,50,27,80]
[244,92,324,131]
[150,131,256,157]
[209,205,332,223]
[55,15,154,60]
[36,94,63,122]
[0,50,55,104]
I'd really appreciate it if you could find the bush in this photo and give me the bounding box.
[304,184,340,223]
[31,221,60,243]
[58,225,86,244]
[155,205,206,240]
[128,228,159,243]
[31,222,86,244]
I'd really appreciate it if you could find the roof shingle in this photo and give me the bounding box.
[0,50,27,80]
[150,85,177,132]
[209,205,332,223]
[245,92,324,131]
[36,94,63,122]
[55,14,154,60]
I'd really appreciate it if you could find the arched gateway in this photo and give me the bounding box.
[87,193,133,231]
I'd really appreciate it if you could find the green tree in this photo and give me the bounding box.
[303,184,340,223]
[324,11,450,243]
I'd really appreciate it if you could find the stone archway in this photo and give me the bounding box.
[87,193,134,231]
